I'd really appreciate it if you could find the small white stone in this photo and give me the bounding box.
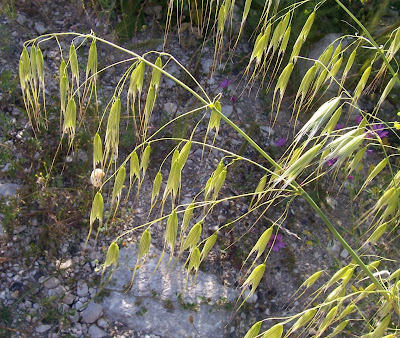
[81,302,103,324]
[340,249,349,259]
[34,22,47,35]
[36,324,52,333]
[44,277,60,289]
[60,259,72,269]
[88,324,107,337]
[77,282,88,297]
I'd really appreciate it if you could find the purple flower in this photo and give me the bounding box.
[334,123,345,130]
[231,96,237,103]
[347,175,354,182]
[367,149,374,155]
[219,79,232,89]
[367,124,389,139]
[326,157,338,167]
[355,115,363,124]
[274,138,287,147]
[268,234,286,252]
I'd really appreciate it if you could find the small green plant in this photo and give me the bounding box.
[18,0,400,336]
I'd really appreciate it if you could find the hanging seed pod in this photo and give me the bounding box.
[36,47,44,85]
[90,191,104,227]
[150,56,162,90]
[347,147,366,175]
[181,222,202,251]
[240,0,253,28]
[178,141,192,170]
[279,27,291,55]
[387,28,400,61]
[291,308,317,332]
[144,85,156,121]
[172,148,180,164]
[282,144,323,185]
[140,145,151,174]
[60,74,69,114]
[357,282,376,301]
[243,264,265,294]
[19,60,26,91]
[138,230,151,261]
[377,76,397,108]
[244,321,261,338]
[304,270,323,288]
[376,187,397,210]
[86,39,97,78]
[366,223,388,245]
[317,44,334,70]
[250,175,267,207]
[316,305,338,337]
[325,284,345,303]
[208,101,222,132]
[262,323,283,338]
[64,97,77,138]
[270,12,290,52]
[151,171,162,203]
[200,233,217,262]
[112,166,126,203]
[326,265,351,289]
[105,97,121,160]
[187,247,201,273]
[165,158,181,199]
[181,201,195,235]
[322,106,343,135]
[130,151,140,181]
[213,169,227,199]
[217,4,226,33]
[342,48,357,81]
[298,65,318,98]
[290,11,315,62]
[165,210,178,254]
[104,242,119,268]
[69,43,79,86]
[30,46,37,83]
[274,62,293,100]
[365,158,388,186]
[329,56,343,80]
[336,304,356,321]
[21,47,30,82]
[331,42,342,64]
[93,133,103,169]
[251,27,271,63]
[250,226,273,259]
[354,65,372,100]
[328,320,349,338]
[367,314,391,337]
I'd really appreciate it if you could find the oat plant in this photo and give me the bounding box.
[20,0,400,336]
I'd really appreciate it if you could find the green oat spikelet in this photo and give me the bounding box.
[181,222,202,252]
[112,165,126,205]
[366,223,388,245]
[244,321,261,338]
[291,308,317,332]
[316,305,338,337]
[87,191,104,245]
[151,171,162,203]
[200,233,217,262]
[93,133,103,169]
[243,264,266,294]
[327,320,349,337]
[261,323,283,338]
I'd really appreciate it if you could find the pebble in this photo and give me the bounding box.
[36,324,52,333]
[63,293,75,305]
[44,277,60,289]
[88,324,107,338]
[97,318,109,329]
[48,285,64,297]
[77,282,88,297]
[34,22,47,35]
[81,302,103,323]
[60,259,72,269]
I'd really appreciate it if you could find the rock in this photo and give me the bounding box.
[81,302,103,324]
[97,318,108,329]
[163,102,177,115]
[88,324,107,338]
[1,163,12,172]
[34,22,47,35]
[0,183,21,197]
[69,312,79,323]
[16,14,27,25]
[77,282,88,297]
[44,277,60,289]
[36,324,52,333]
[60,259,72,269]
[63,293,75,305]
[101,245,239,337]
[223,105,233,118]
[340,249,349,259]
[48,285,64,297]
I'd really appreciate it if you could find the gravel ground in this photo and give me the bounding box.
[0,1,397,337]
